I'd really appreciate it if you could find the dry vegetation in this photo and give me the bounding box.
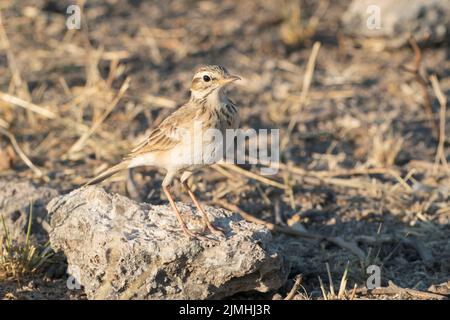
[0,203,52,281]
[0,0,449,300]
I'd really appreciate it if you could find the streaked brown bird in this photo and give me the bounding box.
[85,65,241,239]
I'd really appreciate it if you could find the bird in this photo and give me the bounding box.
[84,65,241,239]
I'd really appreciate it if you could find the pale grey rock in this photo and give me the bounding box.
[47,186,289,300]
[342,0,450,48]
[0,179,58,242]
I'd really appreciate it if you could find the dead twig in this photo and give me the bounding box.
[356,281,447,300]
[349,283,357,300]
[0,117,9,128]
[244,156,408,193]
[326,237,366,261]
[402,238,434,267]
[429,74,449,175]
[356,234,434,267]
[0,127,44,178]
[0,92,57,119]
[284,274,303,300]
[216,200,368,260]
[214,200,322,240]
[216,162,288,190]
[400,35,438,138]
[325,262,336,296]
[282,41,321,150]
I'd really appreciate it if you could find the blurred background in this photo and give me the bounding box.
[0,0,449,299]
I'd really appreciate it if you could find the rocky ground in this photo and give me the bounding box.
[0,0,449,299]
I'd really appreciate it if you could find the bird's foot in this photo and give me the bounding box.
[205,222,226,239]
[181,221,220,241]
[181,226,210,241]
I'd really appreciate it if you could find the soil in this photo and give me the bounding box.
[0,0,449,300]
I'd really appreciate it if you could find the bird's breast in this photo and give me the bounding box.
[162,102,238,173]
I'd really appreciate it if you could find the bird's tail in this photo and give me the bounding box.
[83,160,131,187]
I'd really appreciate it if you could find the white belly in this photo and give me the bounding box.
[166,137,223,172]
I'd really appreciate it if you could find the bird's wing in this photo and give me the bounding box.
[126,103,200,158]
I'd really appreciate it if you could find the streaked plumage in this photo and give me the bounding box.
[85,65,241,239]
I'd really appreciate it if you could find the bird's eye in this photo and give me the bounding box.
[203,75,211,82]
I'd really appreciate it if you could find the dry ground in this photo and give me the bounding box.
[0,0,449,300]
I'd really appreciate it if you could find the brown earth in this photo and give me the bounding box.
[0,0,449,300]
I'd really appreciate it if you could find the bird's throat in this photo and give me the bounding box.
[191,87,227,108]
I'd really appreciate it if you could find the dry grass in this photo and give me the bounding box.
[0,203,52,281]
[317,262,355,300]
[366,124,404,167]
[0,0,449,299]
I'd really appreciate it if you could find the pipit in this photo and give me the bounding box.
[85,65,241,239]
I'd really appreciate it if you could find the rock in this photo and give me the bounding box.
[47,187,289,300]
[0,179,58,242]
[342,0,450,48]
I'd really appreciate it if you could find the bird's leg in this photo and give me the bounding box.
[182,181,225,238]
[162,185,205,240]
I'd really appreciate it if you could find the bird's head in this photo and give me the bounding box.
[190,65,240,100]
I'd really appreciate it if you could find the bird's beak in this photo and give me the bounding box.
[220,74,241,85]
